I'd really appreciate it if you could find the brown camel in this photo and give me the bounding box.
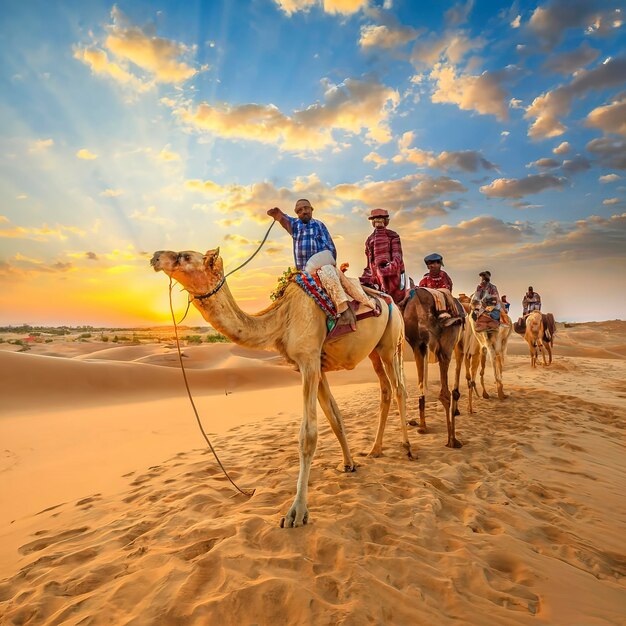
[524,310,547,367]
[151,248,413,528]
[402,289,464,448]
[467,312,512,400]
[514,312,555,366]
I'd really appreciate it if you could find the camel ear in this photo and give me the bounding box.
[203,248,220,269]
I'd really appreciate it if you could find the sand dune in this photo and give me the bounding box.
[1,322,625,624]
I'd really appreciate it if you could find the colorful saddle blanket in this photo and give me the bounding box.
[294,271,337,321]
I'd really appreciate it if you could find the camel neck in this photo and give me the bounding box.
[192,281,280,351]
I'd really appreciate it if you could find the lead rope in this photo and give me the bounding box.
[169,277,255,498]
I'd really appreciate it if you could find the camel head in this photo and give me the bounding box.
[150,248,224,296]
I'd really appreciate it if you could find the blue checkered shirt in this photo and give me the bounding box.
[285,216,337,270]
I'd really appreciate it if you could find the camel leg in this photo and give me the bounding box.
[317,372,355,472]
[408,343,428,432]
[488,338,507,400]
[281,362,319,528]
[437,354,462,448]
[452,339,463,419]
[527,340,536,368]
[379,344,413,459]
[479,347,490,399]
[538,338,547,366]
[367,350,393,457]
[546,341,553,365]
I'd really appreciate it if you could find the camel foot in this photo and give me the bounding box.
[343,463,357,473]
[280,507,309,528]
[367,446,383,458]
[446,438,463,449]
[498,391,508,400]
[402,441,415,460]
[482,391,490,399]
[417,426,427,434]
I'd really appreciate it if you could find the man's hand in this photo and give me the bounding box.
[267,207,283,220]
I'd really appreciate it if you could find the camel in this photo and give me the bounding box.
[402,289,464,448]
[467,311,512,400]
[457,296,488,413]
[151,248,413,528]
[514,312,555,366]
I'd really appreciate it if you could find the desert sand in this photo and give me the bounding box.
[0,322,625,625]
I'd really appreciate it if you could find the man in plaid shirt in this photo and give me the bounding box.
[267,199,361,338]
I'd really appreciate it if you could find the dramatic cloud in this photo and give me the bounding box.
[586,96,626,136]
[392,131,497,171]
[586,137,626,169]
[525,56,626,139]
[541,42,600,75]
[430,63,511,120]
[172,77,399,152]
[273,0,368,15]
[480,173,566,198]
[74,6,199,90]
[359,23,419,49]
[528,0,622,49]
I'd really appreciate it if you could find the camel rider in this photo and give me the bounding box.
[471,270,503,322]
[522,286,541,315]
[418,253,459,325]
[359,208,406,304]
[267,199,371,336]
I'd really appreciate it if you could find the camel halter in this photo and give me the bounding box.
[176,220,276,322]
[165,220,277,497]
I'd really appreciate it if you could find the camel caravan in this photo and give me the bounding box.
[151,201,556,526]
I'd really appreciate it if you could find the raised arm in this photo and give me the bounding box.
[267,207,294,236]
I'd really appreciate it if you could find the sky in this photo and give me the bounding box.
[1,0,625,327]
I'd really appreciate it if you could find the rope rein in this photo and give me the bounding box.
[167,220,278,496]
[169,278,254,498]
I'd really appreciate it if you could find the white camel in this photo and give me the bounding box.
[151,248,412,528]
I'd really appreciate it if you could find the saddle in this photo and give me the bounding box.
[514,313,556,342]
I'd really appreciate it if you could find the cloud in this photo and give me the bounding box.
[100,188,123,197]
[586,137,626,169]
[599,173,622,182]
[184,172,466,223]
[586,95,626,136]
[528,0,622,49]
[562,155,592,175]
[445,0,475,27]
[158,147,181,161]
[527,157,560,169]
[603,197,621,205]
[525,56,626,139]
[363,151,388,168]
[480,173,566,198]
[359,23,419,49]
[553,141,571,154]
[76,148,98,160]
[273,0,368,15]
[541,42,600,75]
[172,77,399,152]
[411,31,484,69]
[29,138,54,153]
[85,252,99,261]
[74,6,199,91]
[392,131,497,171]
[429,63,511,120]
[0,218,86,241]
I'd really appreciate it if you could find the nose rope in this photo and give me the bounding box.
[176,220,277,323]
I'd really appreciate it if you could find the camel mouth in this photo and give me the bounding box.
[150,251,178,272]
